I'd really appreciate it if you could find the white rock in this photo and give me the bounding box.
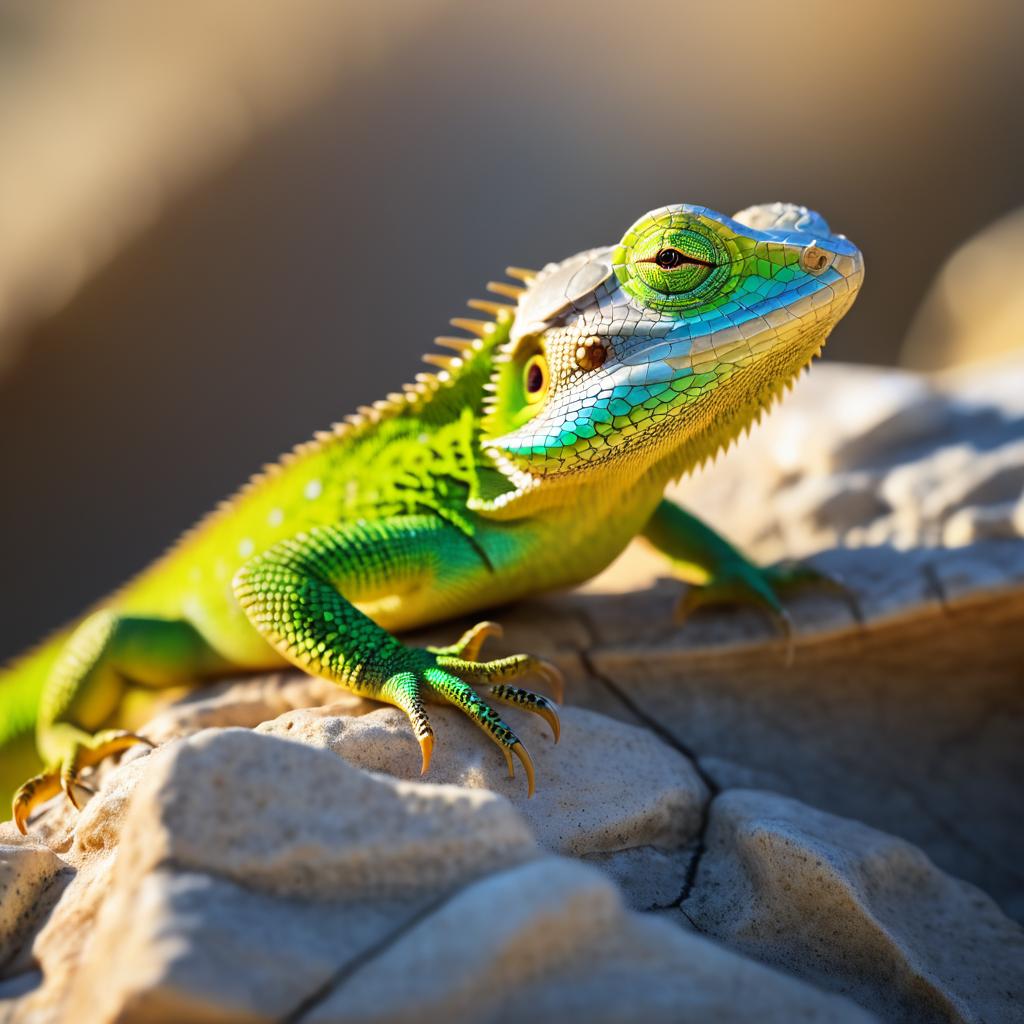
[0,835,68,967]
[303,858,877,1024]
[684,791,1024,1023]
[139,672,368,745]
[34,729,871,1024]
[68,868,422,1024]
[115,728,539,902]
[658,357,1024,561]
[258,704,708,858]
[58,728,540,1023]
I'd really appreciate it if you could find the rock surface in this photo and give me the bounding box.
[559,355,1024,921]
[661,355,1024,562]
[2,731,871,1024]
[546,536,1024,925]
[683,791,1024,1024]
[258,704,707,861]
[1,359,1022,1024]
[902,206,1024,371]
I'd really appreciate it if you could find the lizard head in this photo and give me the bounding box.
[474,203,863,513]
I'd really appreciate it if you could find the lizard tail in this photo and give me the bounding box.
[0,630,70,812]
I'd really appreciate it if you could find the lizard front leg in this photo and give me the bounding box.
[642,498,845,647]
[14,613,231,832]
[232,516,561,794]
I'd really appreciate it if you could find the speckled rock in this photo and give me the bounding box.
[661,356,1024,561]
[0,837,68,971]
[258,704,708,861]
[683,791,1024,1024]
[138,672,367,744]
[7,729,873,1024]
[17,729,538,1023]
[302,858,876,1024]
[117,728,540,901]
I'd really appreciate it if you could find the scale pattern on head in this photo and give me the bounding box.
[476,203,863,510]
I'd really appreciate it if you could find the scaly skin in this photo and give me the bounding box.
[1,202,863,830]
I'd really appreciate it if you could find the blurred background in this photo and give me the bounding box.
[1,0,1022,661]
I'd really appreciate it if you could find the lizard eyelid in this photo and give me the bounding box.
[636,248,717,270]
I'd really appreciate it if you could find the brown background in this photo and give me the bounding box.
[1,0,1022,661]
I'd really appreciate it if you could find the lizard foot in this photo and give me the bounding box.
[675,559,849,664]
[382,624,563,797]
[13,729,152,834]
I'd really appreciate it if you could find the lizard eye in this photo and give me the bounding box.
[654,248,687,269]
[613,211,735,314]
[523,354,548,403]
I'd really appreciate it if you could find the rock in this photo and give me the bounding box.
[656,357,1024,562]
[1,360,1020,1022]
[69,868,407,1024]
[302,858,875,1024]
[581,845,692,911]
[544,356,1024,919]
[138,672,371,745]
[11,730,873,1024]
[0,836,69,971]
[258,705,708,862]
[557,538,1024,922]
[29,729,538,1023]
[902,206,1024,371]
[115,728,539,902]
[683,791,1024,1024]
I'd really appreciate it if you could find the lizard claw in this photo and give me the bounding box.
[511,741,535,798]
[12,729,153,833]
[487,685,560,743]
[418,731,434,775]
[13,772,62,835]
[60,771,96,812]
[434,651,564,704]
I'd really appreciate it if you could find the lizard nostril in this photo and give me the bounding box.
[800,245,833,274]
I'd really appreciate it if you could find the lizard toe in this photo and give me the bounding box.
[487,684,560,743]
[434,651,564,703]
[12,771,61,835]
[423,667,537,797]
[427,620,504,661]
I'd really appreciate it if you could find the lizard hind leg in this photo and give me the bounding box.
[13,611,230,834]
[13,726,154,832]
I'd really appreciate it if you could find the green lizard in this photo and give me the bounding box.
[2,202,863,832]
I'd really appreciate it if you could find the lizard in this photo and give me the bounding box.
[1,202,863,833]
